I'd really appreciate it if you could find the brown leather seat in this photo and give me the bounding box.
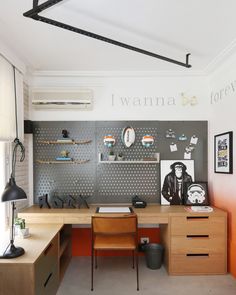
[91,214,139,291]
[94,235,136,250]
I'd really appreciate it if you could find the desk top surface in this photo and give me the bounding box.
[19,204,227,218]
[0,224,62,264]
[2,205,227,264]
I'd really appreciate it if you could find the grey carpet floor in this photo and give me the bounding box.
[57,257,236,295]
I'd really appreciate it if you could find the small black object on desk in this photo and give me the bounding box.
[52,195,64,208]
[78,194,89,209]
[65,194,76,208]
[38,194,51,209]
[132,195,147,208]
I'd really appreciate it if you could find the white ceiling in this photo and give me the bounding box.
[0,0,236,73]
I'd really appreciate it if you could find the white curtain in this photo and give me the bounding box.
[0,142,7,232]
[0,55,24,142]
[15,69,24,141]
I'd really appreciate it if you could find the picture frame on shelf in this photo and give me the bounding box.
[184,182,209,206]
[214,131,233,174]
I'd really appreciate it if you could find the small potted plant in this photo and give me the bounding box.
[108,150,116,161]
[14,218,29,238]
[117,152,124,161]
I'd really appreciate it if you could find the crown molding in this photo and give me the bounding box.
[32,69,205,78]
[204,38,236,75]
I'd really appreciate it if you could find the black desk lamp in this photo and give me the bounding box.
[0,66,27,259]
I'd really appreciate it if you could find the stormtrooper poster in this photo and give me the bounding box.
[185,182,209,206]
[161,160,194,205]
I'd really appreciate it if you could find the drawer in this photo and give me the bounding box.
[171,235,225,254]
[35,235,59,294]
[170,254,226,275]
[36,235,58,270]
[35,262,59,295]
[170,216,226,235]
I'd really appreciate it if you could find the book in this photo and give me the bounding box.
[56,139,73,143]
[56,157,72,161]
[96,207,133,213]
[185,206,213,213]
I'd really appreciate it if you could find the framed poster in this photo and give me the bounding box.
[161,160,194,205]
[214,131,233,174]
[185,182,209,206]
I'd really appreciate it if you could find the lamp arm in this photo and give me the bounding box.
[10,201,15,244]
[11,138,25,179]
[11,65,25,178]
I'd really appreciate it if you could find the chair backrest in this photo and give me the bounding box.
[92,214,137,235]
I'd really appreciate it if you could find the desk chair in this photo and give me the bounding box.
[91,214,139,291]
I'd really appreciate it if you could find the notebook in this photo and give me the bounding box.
[96,207,133,213]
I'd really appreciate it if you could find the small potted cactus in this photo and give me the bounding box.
[14,217,30,238]
[108,150,116,161]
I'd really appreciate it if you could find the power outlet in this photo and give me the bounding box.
[140,237,149,244]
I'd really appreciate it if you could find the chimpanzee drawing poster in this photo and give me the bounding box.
[161,160,194,205]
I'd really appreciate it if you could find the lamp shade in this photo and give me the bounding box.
[1,176,27,202]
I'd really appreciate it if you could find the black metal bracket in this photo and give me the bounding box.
[23,0,191,68]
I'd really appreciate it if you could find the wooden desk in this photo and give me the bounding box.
[0,205,227,294]
[18,204,227,276]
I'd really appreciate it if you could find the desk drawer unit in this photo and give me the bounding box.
[169,214,227,275]
[35,234,59,295]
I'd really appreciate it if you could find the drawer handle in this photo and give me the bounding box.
[44,243,52,256]
[186,254,209,257]
[186,235,209,239]
[44,272,53,287]
[186,216,209,220]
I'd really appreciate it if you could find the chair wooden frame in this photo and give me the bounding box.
[91,214,139,291]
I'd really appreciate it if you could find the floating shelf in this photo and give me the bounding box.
[36,159,90,164]
[38,140,92,145]
[98,153,160,163]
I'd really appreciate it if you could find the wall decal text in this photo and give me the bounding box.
[210,80,236,104]
[111,93,198,107]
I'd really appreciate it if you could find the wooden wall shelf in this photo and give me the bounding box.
[98,153,160,163]
[36,159,89,164]
[39,140,92,145]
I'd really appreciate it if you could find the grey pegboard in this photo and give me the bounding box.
[33,121,96,204]
[96,122,159,203]
[97,164,158,203]
[33,121,207,204]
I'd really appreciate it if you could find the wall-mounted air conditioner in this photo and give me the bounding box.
[32,89,93,110]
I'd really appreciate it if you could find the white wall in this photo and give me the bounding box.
[208,52,236,199]
[207,51,236,276]
[30,73,209,121]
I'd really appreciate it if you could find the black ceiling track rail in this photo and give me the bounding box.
[24,0,192,68]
